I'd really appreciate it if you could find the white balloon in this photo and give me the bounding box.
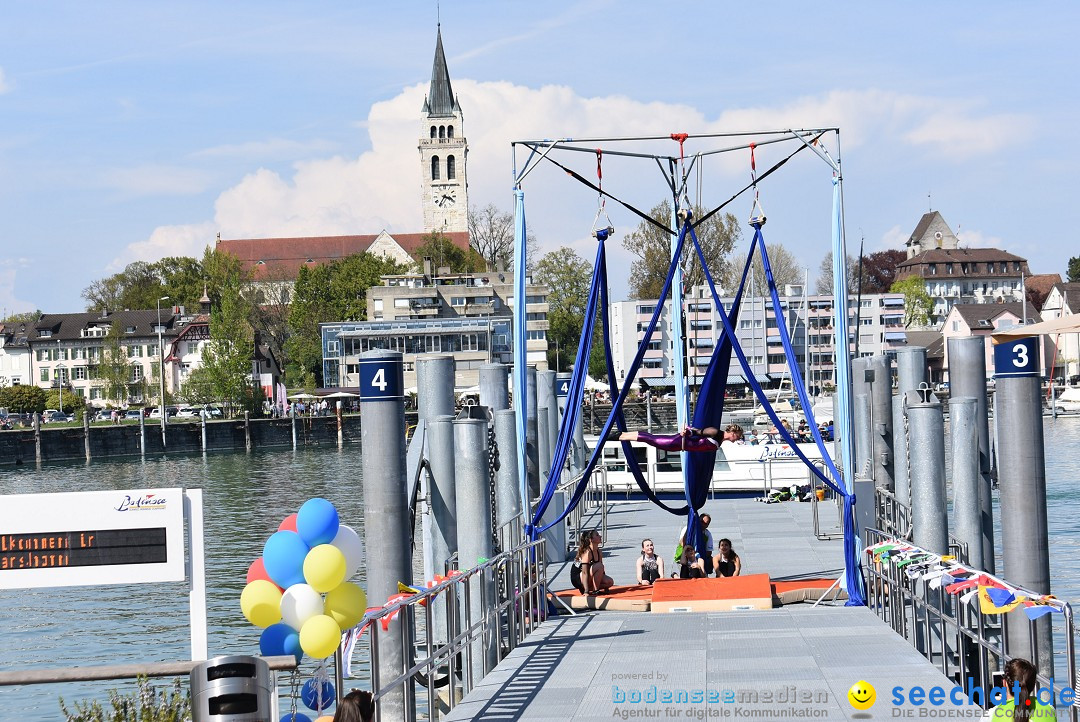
[331,525,365,579]
[280,583,324,630]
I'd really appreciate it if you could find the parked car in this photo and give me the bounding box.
[175,407,199,419]
[45,411,69,424]
[204,406,223,418]
[123,409,143,421]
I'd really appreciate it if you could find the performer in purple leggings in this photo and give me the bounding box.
[615,424,744,452]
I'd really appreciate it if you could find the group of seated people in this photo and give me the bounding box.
[616,419,835,450]
[569,514,742,594]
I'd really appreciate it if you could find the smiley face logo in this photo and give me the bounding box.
[848,680,876,710]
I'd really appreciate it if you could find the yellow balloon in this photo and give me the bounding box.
[240,579,282,628]
[303,544,347,593]
[324,582,368,629]
[300,614,342,659]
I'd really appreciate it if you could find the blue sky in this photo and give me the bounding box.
[1,1,1077,315]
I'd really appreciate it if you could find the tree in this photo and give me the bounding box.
[891,276,933,328]
[412,231,485,273]
[816,252,859,295]
[743,242,803,296]
[861,250,908,294]
[82,256,209,313]
[0,309,42,325]
[532,247,593,373]
[99,319,132,404]
[1068,256,1080,283]
[200,284,256,416]
[286,253,409,386]
[622,201,741,300]
[468,203,539,271]
[0,384,47,413]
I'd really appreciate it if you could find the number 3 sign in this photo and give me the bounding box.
[992,337,1039,378]
[359,357,404,399]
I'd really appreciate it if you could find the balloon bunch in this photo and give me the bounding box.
[241,498,367,663]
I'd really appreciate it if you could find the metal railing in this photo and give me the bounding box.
[562,465,608,551]
[873,487,970,564]
[356,538,548,722]
[863,528,1077,721]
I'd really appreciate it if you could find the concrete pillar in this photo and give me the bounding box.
[202,410,209,452]
[946,336,995,573]
[893,347,928,508]
[33,412,41,463]
[867,355,894,491]
[83,406,91,462]
[336,400,343,448]
[358,350,410,720]
[289,403,296,450]
[854,392,872,478]
[139,412,145,456]
[537,407,552,490]
[417,355,456,422]
[907,388,948,555]
[244,411,251,453]
[949,397,982,569]
[494,409,522,543]
[479,363,509,412]
[454,418,497,685]
[537,370,558,476]
[996,361,1052,670]
[525,366,539,501]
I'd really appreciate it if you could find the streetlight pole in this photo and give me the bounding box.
[56,339,63,416]
[157,296,170,446]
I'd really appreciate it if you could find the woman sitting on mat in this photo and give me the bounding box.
[677,546,707,579]
[712,538,742,578]
[616,424,744,452]
[570,529,613,594]
[636,538,665,585]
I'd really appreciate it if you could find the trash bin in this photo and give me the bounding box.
[190,655,274,722]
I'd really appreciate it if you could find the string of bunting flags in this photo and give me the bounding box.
[340,569,464,678]
[866,539,1067,620]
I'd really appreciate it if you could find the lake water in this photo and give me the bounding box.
[1,418,1079,720]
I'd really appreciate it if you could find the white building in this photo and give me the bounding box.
[0,322,32,388]
[608,287,907,392]
[1041,282,1080,380]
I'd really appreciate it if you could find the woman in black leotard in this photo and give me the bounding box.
[635,538,665,585]
[712,538,742,577]
[570,529,613,593]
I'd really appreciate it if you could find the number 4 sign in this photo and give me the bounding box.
[359,357,404,400]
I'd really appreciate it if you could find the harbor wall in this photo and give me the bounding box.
[0,414,381,466]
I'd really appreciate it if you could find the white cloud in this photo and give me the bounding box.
[878,225,908,251]
[112,82,1033,270]
[107,221,218,271]
[99,165,215,196]
[956,229,1003,249]
[0,67,10,94]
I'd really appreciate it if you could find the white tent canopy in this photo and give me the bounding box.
[992,313,1080,342]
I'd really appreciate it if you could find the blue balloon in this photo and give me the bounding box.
[301,678,336,712]
[296,498,340,547]
[280,714,311,722]
[260,623,303,663]
[262,531,309,588]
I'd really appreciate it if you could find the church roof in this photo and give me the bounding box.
[423,27,459,116]
[907,211,947,246]
[217,231,470,280]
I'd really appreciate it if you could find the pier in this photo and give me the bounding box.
[444,497,985,721]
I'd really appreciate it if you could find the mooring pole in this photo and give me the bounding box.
[946,336,995,573]
[893,346,928,508]
[949,397,981,568]
[454,417,498,686]
[289,403,296,450]
[906,387,948,555]
[494,409,523,546]
[478,363,509,412]
[83,406,91,462]
[244,411,251,453]
[868,354,894,491]
[993,337,1053,670]
[357,349,410,720]
[537,370,558,476]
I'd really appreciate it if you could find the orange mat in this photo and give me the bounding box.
[550,576,843,613]
[651,573,773,612]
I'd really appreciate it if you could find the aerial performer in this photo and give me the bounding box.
[613,424,745,452]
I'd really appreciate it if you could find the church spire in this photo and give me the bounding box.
[423,26,459,117]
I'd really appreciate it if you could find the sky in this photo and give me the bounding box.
[1,1,1078,316]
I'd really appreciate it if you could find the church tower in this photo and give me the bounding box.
[420,26,468,234]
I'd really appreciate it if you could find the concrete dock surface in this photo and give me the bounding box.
[445,495,985,720]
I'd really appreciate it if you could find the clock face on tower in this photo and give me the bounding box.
[433,187,457,207]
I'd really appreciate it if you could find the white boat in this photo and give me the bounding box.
[1052,387,1080,413]
[586,435,834,492]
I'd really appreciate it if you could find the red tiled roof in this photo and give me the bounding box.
[216,231,470,280]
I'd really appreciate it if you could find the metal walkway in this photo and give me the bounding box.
[445,496,982,720]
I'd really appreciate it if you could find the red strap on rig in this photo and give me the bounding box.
[670,132,689,161]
